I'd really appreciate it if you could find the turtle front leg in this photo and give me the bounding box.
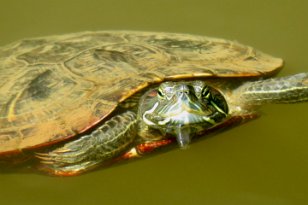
[234,73,308,105]
[36,111,137,176]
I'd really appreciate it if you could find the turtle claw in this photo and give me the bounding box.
[36,150,100,176]
[38,161,98,176]
[35,153,54,164]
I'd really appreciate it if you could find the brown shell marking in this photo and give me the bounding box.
[0,31,283,154]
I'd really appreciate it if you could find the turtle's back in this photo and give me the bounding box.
[0,31,283,154]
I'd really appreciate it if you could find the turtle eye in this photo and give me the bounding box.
[157,89,165,98]
[201,86,211,99]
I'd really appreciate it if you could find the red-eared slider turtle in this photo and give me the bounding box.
[0,31,307,176]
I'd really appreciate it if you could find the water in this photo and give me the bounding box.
[0,0,307,204]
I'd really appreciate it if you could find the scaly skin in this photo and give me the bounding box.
[235,73,308,105]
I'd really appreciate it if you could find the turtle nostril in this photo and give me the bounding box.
[179,90,190,95]
[179,86,190,94]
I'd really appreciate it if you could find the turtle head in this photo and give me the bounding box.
[139,81,228,148]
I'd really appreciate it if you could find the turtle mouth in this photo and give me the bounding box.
[157,111,216,126]
[143,102,216,127]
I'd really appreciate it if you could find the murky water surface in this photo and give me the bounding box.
[0,1,307,204]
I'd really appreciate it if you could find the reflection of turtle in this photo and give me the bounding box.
[0,31,307,176]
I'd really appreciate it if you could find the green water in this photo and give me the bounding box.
[0,0,307,204]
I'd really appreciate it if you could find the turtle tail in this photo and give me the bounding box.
[234,73,308,105]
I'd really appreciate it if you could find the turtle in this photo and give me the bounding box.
[0,31,307,176]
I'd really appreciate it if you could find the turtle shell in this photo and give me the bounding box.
[0,31,283,155]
